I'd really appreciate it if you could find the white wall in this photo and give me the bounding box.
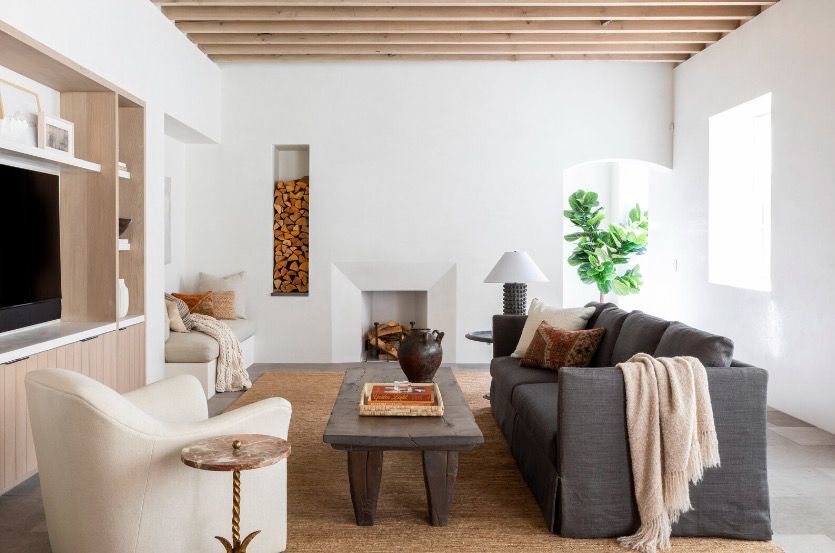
[164,136,188,292]
[186,61,673,364]
[2,0,222,383]
[653,0,835,432]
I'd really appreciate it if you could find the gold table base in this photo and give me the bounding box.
[214,468,261,552]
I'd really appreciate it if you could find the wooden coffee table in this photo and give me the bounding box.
[323,367,483,527]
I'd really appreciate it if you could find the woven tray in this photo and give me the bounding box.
[358,382,444,417]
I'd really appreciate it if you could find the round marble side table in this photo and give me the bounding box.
[181,434,291,553]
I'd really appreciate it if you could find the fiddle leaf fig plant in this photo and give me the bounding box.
[563,190,648,302]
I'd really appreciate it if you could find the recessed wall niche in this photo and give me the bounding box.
[272,145,309,296]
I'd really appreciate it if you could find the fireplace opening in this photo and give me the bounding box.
[362,291,427,362]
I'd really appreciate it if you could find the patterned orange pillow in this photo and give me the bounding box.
[520,321,605,371]
[172,292,214,316]
[210,290,236,320]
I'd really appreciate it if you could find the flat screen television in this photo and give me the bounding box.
[0,164,62,333]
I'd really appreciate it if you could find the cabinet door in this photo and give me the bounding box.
[1,352,42,493]
[117,323,145,392]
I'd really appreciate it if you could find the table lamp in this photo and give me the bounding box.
[484,251,549,315]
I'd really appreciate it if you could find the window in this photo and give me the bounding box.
[708,93,772,291]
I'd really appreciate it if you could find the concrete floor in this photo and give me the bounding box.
[2,363,834,553]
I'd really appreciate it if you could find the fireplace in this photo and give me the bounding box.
[362,291,427,362]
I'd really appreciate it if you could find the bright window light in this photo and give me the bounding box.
[708,93,772,292]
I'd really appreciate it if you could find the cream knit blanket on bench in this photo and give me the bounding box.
[617,353,721,553]
[190,314,252,393]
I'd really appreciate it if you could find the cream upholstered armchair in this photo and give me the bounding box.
[25,368,292,553]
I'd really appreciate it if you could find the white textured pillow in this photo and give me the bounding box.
[197,271,247,319]
[511,299,595,358]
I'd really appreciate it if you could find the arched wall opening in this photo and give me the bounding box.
[561,159,671,311]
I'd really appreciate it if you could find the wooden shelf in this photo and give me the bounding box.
[0,139,101,172]
[119,170,130,179]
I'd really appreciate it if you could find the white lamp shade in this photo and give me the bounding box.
[484,251,549,283]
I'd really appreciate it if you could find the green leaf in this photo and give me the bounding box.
[564,232,583,242]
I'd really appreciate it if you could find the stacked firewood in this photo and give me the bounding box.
[274,177,309,293]
[367,321,412,361]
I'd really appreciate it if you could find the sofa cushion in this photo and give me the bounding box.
[513,382,559,465]
[654,321,734,367]
[584,301,617,328]
[511,300,595,358]
[490,356,559,405]
[222,318,257,342]
[610,311,670,365]
[588,305,630,367]
[520,322,605,371]
[165,319,256,363]
[165,331,219,363]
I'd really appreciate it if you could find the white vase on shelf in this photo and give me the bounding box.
[117,279,130,319]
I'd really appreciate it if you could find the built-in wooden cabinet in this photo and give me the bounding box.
[0,322,145,493]
[0,25,148,495]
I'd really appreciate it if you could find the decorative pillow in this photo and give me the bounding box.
[197,271,247,319]
[172,292,215,316]
[521,322,605,371]
[165,300,188,333]
[210,290,237,320]
[165,292,194,330]
[511,299,595,358]
[163,300,171,342]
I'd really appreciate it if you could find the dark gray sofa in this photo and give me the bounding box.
[490,302,772,540]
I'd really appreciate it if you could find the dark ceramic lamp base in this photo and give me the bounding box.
[502,283,527,315]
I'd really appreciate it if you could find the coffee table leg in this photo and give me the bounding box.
[347,450,384,526]
[422,450,459,526]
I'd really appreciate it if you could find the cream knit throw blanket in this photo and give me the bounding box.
[190,314,252,393]
[617,353,720,553]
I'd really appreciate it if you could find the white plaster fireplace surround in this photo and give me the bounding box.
[331,262,457,363]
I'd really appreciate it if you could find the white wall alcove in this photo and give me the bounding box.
[331,262,457,363]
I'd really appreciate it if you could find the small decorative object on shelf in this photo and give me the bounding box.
[0,79,41,147]
[37,112,74,156]
[117,278,129,318]
[181,435,291,553]
[359,381,444,416]
[119,218,131,237]
[398,328,444,382]
[483,251,549,315]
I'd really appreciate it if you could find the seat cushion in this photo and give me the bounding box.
[490,357,559,405]
[165,319,256,363]
[222,318,257,342]
[165,331,219,363]
[588,305,630,367]
[610,311,670,365]
[654,321,734,367]
[512,382,559,465]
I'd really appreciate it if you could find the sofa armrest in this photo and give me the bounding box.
[556,366,771,539]
[492,314,527,357]
[124,375,209,423]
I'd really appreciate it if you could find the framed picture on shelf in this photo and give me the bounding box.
[37,112,74,156]
[0,79,41,147]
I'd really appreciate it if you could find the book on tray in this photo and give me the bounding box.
[367,384,434,405]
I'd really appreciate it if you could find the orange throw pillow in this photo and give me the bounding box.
[520,321,605,371]
[172,292,214,316]
[210,290,236,320]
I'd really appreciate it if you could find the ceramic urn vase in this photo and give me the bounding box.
[398,328,445,382]
[117,278,130,319]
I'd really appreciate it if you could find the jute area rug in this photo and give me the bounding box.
[228,370,782,553]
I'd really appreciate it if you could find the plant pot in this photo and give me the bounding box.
[398,328,444,382]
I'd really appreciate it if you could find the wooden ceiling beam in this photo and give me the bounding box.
[176,19,740,32]
[187,30,721,42]
[199,41,704,53]
[161,5,760,21]
[207,52,691,60]
[155,1,773,6]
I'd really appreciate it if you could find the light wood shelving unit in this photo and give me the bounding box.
[0,22,147,493]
